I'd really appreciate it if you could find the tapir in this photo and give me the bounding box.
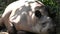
[0,0,55,34]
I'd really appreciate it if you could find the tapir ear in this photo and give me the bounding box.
[35,10,42,18]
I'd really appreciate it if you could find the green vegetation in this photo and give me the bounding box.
[0,0,16,14]
[39,0,59,16]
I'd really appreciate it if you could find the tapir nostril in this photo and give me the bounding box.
[35,10,41,18]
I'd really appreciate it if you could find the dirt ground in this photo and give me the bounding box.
[0,32,8,34]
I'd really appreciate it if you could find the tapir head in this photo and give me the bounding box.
[28,0,55,33]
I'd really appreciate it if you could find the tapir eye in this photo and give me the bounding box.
[35,10,41,18]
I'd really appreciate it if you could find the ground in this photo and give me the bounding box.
[0,32,8,34]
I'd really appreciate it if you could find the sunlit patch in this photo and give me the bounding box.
[21,12,27,15]
[47,17,50,19]
[29,11,32,16]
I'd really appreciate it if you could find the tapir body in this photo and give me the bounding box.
[0,0,54,34]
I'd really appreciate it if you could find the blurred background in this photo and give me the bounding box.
[0,0,59,34]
